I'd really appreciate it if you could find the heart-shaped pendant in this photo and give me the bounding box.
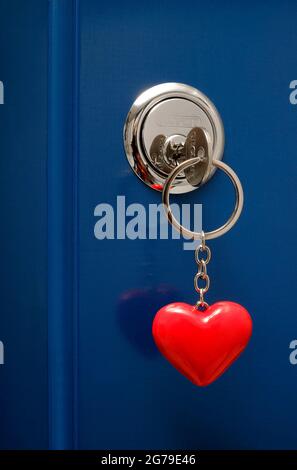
[152,301,252,386]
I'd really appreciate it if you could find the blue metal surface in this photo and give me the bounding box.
[48,0,79,450]
[77,0,297,449]
[0,0,48,449]
[0,0,297,450]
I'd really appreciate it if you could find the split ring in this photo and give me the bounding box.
[162,158,244,240]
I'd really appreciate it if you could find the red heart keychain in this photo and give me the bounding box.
[152,140,252,386]
[153,301,252,386]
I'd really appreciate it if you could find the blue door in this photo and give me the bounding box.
[0,0,297,450]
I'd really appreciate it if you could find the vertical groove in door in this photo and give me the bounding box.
[73,0,80,451]
[48,0,80,450]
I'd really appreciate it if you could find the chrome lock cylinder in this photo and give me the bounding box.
[123,83,225,194]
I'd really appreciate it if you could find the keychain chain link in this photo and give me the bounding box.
[194,231,211,310]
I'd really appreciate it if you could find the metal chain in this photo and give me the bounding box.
[194,231,211,310]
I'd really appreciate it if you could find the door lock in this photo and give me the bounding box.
[123,83,224,194]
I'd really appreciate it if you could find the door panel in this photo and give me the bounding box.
[77,0,297,449]
[0,0,48,449]
[0,0,297,451]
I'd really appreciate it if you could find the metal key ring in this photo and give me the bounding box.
[162,158,244,240]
